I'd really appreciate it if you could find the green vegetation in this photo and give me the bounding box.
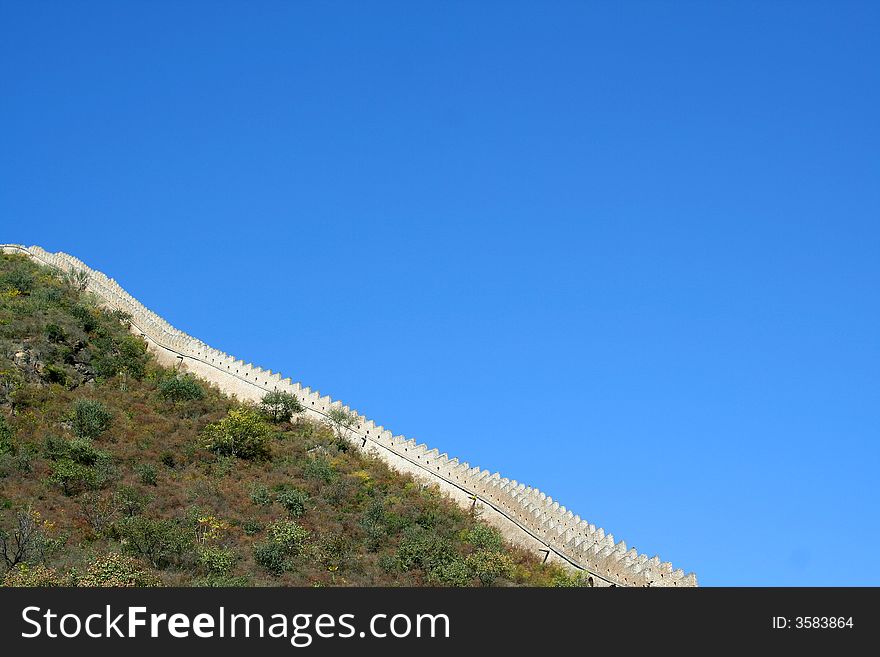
[200,406,271,460]
[0,253,578,586]
[260,390,303,423]
[158,373,204,403]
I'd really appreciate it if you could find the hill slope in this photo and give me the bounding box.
[0,252,584,587]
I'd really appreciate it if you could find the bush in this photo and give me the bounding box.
[71,399,112,440]
[3,563,63,587]
[70,304,97,332]
[0,415,14,456]
[431,558,473,586]
[249,483,272,507]
[115,516,192,569]
[198,545,238,575]
[44,323,66,343]
[395,527,457,575]
[242,520,264,536]
[275,486,309,519]
[114,485,150,517]
[158,374,204,403]
[252,541,287,576]
[0,507,51,570]
[160,451,175,468]
[304,456,335,483]
[49,459,98,496]
[2,266,35,294]
[43,434,69,460]
[253,520,309,575]
[67,438,107,466]
[78,491,116,534]
[550,571,595,587]
[136,463,158,486]
[464,550,514,586]
[43,364,68,385]
[92,333,149,380]
[200,407,271,460]
[463,524,504,551]
[260,391,303,423]
[77,553,160,587]
[361,498,387,551]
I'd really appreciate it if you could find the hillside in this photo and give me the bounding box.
[0,252,586,587]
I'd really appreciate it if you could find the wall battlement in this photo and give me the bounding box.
[2,244,697,587]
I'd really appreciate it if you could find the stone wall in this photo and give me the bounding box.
[1,243,697,587]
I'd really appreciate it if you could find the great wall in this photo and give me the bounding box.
[2,244,697,587]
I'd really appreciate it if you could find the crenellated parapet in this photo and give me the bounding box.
[1,243,697,587]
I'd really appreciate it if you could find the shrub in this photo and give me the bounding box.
[252,541,287,576]
[250,483,272,507]
[136,463,157,486]
[160,451,175,468]
[200,407,271,460]
[114,485,150,517]
[78,491,116,535]
[198,545,237,575]
[158,373,204,403]
[550,571,595,587]
[70,304,97,332]
[61,268,90,294]
[395,527,457,575]
[464,550,514,586]
[44,323,66,343]
[43,434,69,460]
[304,456,335,483]
[49,459,98,496]
[115,516,192,569]
[92,333,149,380]
[67,438,107,466]
[275,486,309,519]
[431,558,473,586]
[3,563,63,587]
[193,514,229,544]
[463,524,504,552]
[242,520,264,536]
[325,407,358,449]
[361,498,387,551]
[269,520,309,553]
[2,266,35,294]
[43,364,68,385]
[71,399,112,440]
[253,520,309,575]
[0,507,51,570]
[77,553,160,587]
[0,415,14,456]
[260,391,303,423]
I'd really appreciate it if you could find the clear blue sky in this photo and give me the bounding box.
[2,1,878,585]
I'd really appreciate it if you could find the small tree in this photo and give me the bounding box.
[0,507,51,571]
[200,406,271,460]
[71,399,112,440]
[77,553,160,587]
[62,268,90,294]
[275,486,309,519]
[158,373,204,403]
[326,407,359,448]
[465,550,514,586]
[0,415,14,456]
[253,520,310,575]
[114,485,151,517]
[50,459,100,495]
[260,390,303,423]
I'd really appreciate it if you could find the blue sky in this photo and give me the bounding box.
[2,1,878,585]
